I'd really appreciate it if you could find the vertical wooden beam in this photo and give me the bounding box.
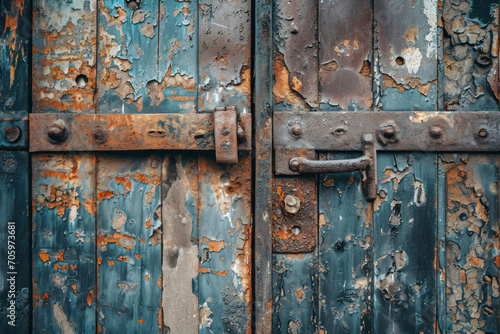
[198,0,251,112]
[158,0,198,113]
[442,0,499,111]
[0,152,29,333]
[32,154,97,333]
[374,0,439,111]
[273,0,318,110]
[318,0,372,111]
[254,0,273,331]
[198,155,252,333]
[373,153,437,333]
[97,0,159,113]
[318,153,372,333]
[441,154,499,333]
[32,1,97,332]
[162,155,199,333]
[96,155,162,333]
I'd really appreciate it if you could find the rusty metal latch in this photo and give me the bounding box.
[29,107,251,164]
[287,134,378,200]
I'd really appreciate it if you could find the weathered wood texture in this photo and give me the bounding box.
[319,0,372,111]
[318,153,372,334]
[442,0,499,111]
[198,0,251,112]
[162,155,199,333]
[375,0,438,110]
[32,0,96,113]
[32,154,96,333]
[0,152,30,333]
[96,154,162,333]
[1,0,30,113]
[273,0,318,110]
[198,155,252,333]
[374,153,437,333]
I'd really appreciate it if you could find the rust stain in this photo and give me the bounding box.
[38,250,49,263]
[115,174,132,194]
[202,236,225,252]
[199,267,228,276]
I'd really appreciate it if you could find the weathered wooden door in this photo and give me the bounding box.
[2,0,252,333]
[254,0,500,333]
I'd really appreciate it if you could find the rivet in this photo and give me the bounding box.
[48,119,69,143]
[478,128,488,138]
[221,127,230,136]
[429,126,443,139]
[291,124,302,137]
[4,125,21,143]
[91,127,108,144]
[382,125,395,138]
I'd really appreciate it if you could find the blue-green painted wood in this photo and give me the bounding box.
[272,253,318,333]
[97,154,162,333]
[373,153,437,333]
[158,0,198,113]
[0,151,29,333]
[97,0,159,114]
[318,153,372,334]
[437,158,447,333]
[443,154,499,334]
[32,154,96,333]
[198,156,252,333]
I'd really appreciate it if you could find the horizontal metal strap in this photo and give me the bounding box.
[274,111,500,152]
[30,113,251,153]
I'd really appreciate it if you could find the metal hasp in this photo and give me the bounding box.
[29,107,251,163]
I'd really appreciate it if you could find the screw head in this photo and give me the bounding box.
[382,125,395,138]
[48,119,69,142]
[429,126,443,139]
[478,128,488,138]
[4,125,21,143]
[291,124,302,137]
[289,158,301,171]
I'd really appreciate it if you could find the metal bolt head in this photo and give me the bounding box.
[289,158,301,171]
[478,128,488,138]
[4,125,21,143]
[221,127,230,136]
[284,195,301,214]
[429,126,443,139]
[91,127,108,144]
[291,124,302,137]
[382,125,395,138]
[48,119,69,143]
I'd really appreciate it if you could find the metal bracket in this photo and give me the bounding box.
[29,107,251,163]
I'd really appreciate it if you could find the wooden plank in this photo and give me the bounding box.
[272,253,318,333]
[32,153,96,333]
[442,154,499,333]
[161,155,199,333]
[374,0,438,110]
[96,154,162,333]
[437,158,447,333]
[198,0,251,112]
[97,0,159,113]
[0,0,30,113]
[32,0,96,113]
[157,0,197,113]
[197,154,252,333]
[318,153,372,333]
[0,152,29,333]
[318,0,372,111]
[442,0,499,111]
[373,153,437,333]
[273,0,318,110]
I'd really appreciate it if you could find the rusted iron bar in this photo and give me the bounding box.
[29,112,251,155]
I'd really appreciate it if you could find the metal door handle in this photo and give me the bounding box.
[287,134,378,201]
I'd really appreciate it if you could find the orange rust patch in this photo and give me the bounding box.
[145,218,151,228]
[135,254,141,259]
[202,236,225,252]
[87,291,94,306]
[199,267,228,276]
[145,274,150,282]
[42,292,49,299]
[55,250,64,261]
[38,250,49,262]
[138,319,144,324]
[115,175,132,194]
[98,190,114,201]
[117,256,127,262]
[108,260,114,266]
[467,256,485,268]
[83,196,95,215]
